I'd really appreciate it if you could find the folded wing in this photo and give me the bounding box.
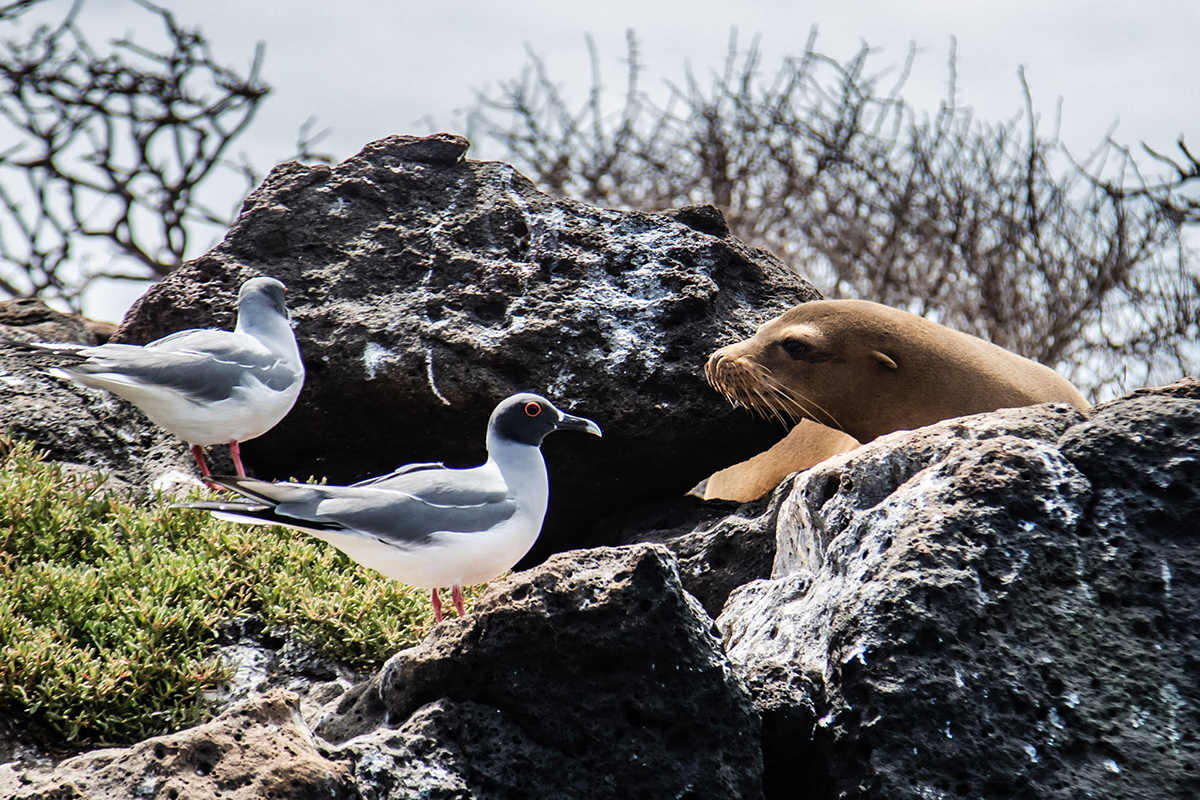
[70,331,299,401]
[190,471,516,548]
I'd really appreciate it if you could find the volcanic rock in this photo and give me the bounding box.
[719,381,1200,799]
[619,491,786,617]
[114,133,818,560]
[316,543,764,798]
[0,690,355,800]
[0,297,112,345]
[0,345,196,493]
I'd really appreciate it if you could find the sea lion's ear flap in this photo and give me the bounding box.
[872,351,899,370]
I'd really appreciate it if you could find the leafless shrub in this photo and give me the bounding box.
[0,0,268,307]
[470,30,1199,399]
[1110,138,1200,227]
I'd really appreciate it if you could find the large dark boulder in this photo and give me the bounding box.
[113,133,818,559]
[316,544,764,799]
[719,380,1200,799]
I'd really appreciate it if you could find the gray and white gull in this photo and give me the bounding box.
[176,393,602,621]
[15,277,304,482]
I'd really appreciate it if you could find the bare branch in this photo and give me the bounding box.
[0,0,269,309]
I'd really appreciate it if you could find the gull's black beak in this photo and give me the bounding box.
[556,411,603,437]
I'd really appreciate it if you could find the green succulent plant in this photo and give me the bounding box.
[0,436,474,748]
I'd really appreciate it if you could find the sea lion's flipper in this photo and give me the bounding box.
[701,419,861,503]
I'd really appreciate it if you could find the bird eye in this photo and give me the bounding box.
[524,402,542,417]
[781,339,811,359]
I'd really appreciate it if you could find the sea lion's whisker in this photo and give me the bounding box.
[713,360,756,402]
[753,385,791,428]
[716,359,805,429]
[710,356,845,430]
[738,365,782,421]
[766,388,807,425]
[772,382,845,432]
[764,382,815,426]
[747,372,805,429]
[758,375,845,432]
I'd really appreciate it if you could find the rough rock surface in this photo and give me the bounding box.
[317,544,764,798]
[202,615,369,722]
[0,297,112,345]
[620,491,787,617]
[0,690,355,799]
[1,544,765,798]
[114,133,818,559]
[719,380,1200,799]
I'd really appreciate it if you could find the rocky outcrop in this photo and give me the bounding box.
[4,379,1196,798]
[719,380,1200,798]
[113,133,818,560]
[622,492,784,617]
[0,297,114,345]
[0,691,355,799]
[318,544,763,798]
[6,545,764,799]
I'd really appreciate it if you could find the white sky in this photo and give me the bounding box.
[11,0,1200,319]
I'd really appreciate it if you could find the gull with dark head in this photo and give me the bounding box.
[175,393,602,621]
[11,277,304,483]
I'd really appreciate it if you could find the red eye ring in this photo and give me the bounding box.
[524,402,542,417]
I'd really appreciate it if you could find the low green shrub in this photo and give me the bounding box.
[0,438,469,747]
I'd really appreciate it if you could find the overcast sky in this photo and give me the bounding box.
[14,0,1200,319]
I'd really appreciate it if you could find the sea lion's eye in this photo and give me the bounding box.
[781,339,811,359]
[524,402,542,417]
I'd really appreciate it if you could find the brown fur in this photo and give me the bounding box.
[702,299,1089,501]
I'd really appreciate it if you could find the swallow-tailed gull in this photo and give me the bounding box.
[176,393,602,621]
[14,277,304,483]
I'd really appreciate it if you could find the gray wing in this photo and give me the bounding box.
[347,462,507,507]
[289,490,518,547]
[350,461,446,488]
[74,331,299,402]
[214,475,515,547]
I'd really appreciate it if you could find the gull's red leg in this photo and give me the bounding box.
[431,588,444,623]
[229,440,247,477]
[192,445,223,491]
[191,444,211,476]
[452,584,466,618]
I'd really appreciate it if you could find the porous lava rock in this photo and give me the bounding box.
[719,380,1200,799]
[114,133,818,560]
[0,690,355,800]
[315,544,764,799]
[0,297,112,345]
[619,491,786,617]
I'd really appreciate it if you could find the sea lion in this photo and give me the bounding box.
[702,299,1089,501]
